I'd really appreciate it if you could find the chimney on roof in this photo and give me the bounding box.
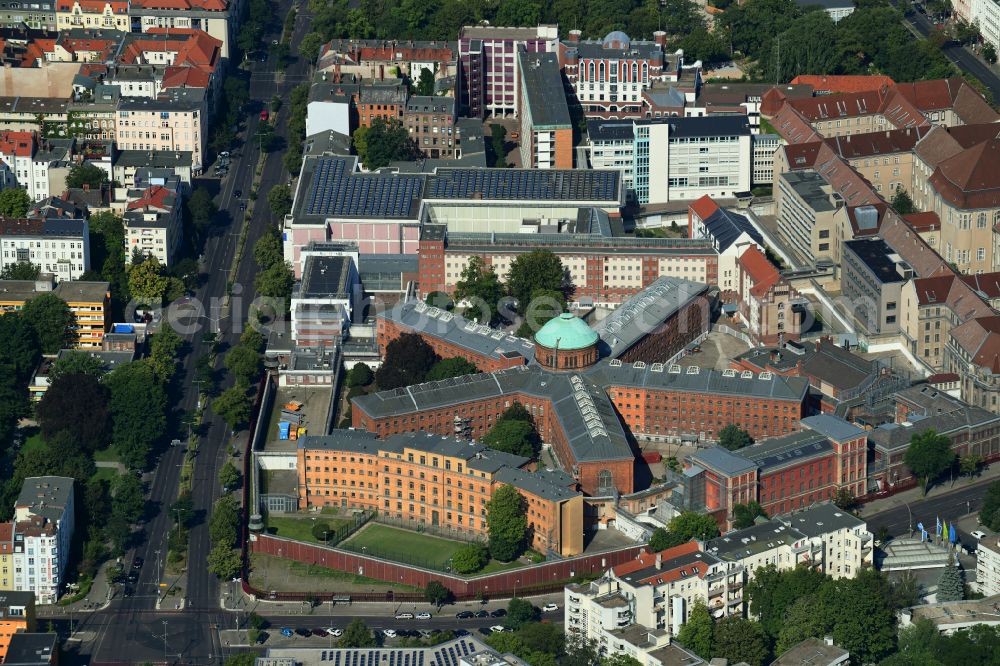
[568,29,581,43]
[655,552,662,570]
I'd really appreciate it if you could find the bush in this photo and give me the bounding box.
[347,363,373,387]
[452,543,489,574]
[311,522,333,542]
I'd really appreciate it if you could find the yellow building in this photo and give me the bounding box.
[0,523,12,590]
[55,0,130,31]
[0,276,110,349]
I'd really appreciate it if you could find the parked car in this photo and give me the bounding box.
[132,557,144,569]
[416,612,432,620]
[972,530,987,540]
[490,625,506,633]
[542,603,559,613]
[326,628,343,637]
[383,629,397,638]
[474,610,489,618]
[395,613,414,620]
[489,609,506,618]
[294,628,311,637]
[280,627,294,638]
[312,628,327,637]
[456,611,474,619]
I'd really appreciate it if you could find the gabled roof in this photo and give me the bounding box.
[790,74,894,93]
[950,315,1000,371]
[893,77,999,124]
[929,138,1000,209]
[126,184,174,211]
[0,131,34,157]
[613,541,716,586]
[689,194,719,222]
[962,272,1000,301]
[701,207,763,253]
[902,211,940,233]
[739,244,781,299]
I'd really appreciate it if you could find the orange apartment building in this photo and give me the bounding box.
[0,277,110,349]
[295,430,584,556]
[0,591,35,661]
[355,82,408,128]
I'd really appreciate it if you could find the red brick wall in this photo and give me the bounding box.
[615,295,710,363]
[554,128,573,169]
[578,459,635,496]
[250,533,643,598]
[758,455,837,516]
[418,238,445,295]
[376,317,527,372]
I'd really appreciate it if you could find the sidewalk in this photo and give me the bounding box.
[37,560,115,617]
[859,461,1000,520]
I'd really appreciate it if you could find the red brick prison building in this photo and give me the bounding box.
[377,300,536,372]
[295,429,585,556]
[685,413,868,520]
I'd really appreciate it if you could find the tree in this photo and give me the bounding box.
[904,429,955,495]
[0,188,32,217]
[815,569,897,664]
[339,618,379,648]
[22,292,74,353]
[267,184,293,218]
[981,481,1000,530]
[127,257,169,305]
[491,124,507,168]
[649,527,684,552]
[746,564,827,640]
[49,351,106,382]
[224,654,257,666]
[253,232,283,269]
[482,419,539,459]
[110,473,146,524]
[936,559,964,602]
[486,484,528,562]
[776,595,829,655]
[0,312,40,382]
[103,362,166,469]
[415,67,435,96]
[347,362,373,387]
[36,373,109,452]
[719,424,752,450]
[676,600,713,658]
[891,186,917,215]
[226,345,262,385]
[298,30,325,63]
[207,544,241,579]
[713,617,769,666]
[353,118,421,170]
[426,357,479,381]
[148,325,183,382]
[218,461,241,490]
[0,261,39,280]
[66,162,108,190]
[255,261,294,302]
[505,597,539,631]
[496,0,541,28]
[375,333,440,390]
[451,542,489,574]
[171,492,195,528]
[453,256,505,324]
[960,453,983,477]
[985,42,998,64]
[213,383,253,430]
[424,580,452,608]
[669,512,720,542]
[209,495,240,548]
[506,250,568,316]
[732,501,767,529]
[832,488,859,512]
[602,656,643,666]
[187,187,217,236]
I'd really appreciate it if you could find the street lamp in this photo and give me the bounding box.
[162,619,169,660]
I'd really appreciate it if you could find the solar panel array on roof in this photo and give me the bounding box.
[425,169,619,202]
[305,157,425,218]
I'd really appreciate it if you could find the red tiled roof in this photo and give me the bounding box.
[162,65,210,88]
[56,0,128,12]
[790,74,895,93]
[119,29,221,71]
[782,141,822,169]
[962,272,1000,300]
[739,245,782,299]
[902,211,940,233]
[823,126,928,160]
[926,372,959,383]
[929,139,1000,209]
[689,195,718,224]
[0,131,34,157]
[912,274,957,306]
[891,77,997,124]
[950,315,1000,371]
[613,541,706,585]
[127,185,172,211]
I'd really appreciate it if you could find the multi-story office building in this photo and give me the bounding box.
[0,218,89,281]
[457,24,559,118]
[290,254,359,347]
[587,116,752,204]
[517,51,573,170]
[976,532,1000,596]
[775,169,846,265]
[842,238,911,337]
[295,430,584,556]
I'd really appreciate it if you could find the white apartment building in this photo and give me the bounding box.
[777,502,874,578]
[752,134,780,186]
[0,132,70,202]
[0,218,90,280]
[969,0,1000,53]
[587,116,752,204]
[129,0,238,60]
[11,477,74,605]
[565,542,743,662]
[688,198,763,294]
[124,178,182,266]
[976,534,1000,596]
[115,88,207,173]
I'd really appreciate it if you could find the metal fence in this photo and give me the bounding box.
[372,514,489,546]
[307,509,375,548]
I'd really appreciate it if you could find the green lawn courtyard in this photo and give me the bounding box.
[266,514,349,544]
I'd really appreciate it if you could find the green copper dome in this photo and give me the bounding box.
[534,313,599,350]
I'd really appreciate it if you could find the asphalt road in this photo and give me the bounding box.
[67,6,311,664]
[902,8,1000,100]
[864,477,992,544]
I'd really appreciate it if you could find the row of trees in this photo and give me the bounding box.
[252,229,295,315]
[454,250,571,337]
[207,494,242,579]
[213,326,267,430]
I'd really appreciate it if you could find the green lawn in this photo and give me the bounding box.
[479,559,524,574]
[21,431,45,455]
[266,515,349,544]
[90,467,120,483]
[93,447,119,463]
[342,524,467,570]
